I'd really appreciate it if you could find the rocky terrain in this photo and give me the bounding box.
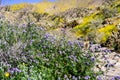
[89,44,120,80]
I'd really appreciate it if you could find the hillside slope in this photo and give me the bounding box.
[0,0,120,52]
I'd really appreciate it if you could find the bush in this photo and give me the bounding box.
[102,30,120,53]
[0,23,99,80]
[10,3,31,11]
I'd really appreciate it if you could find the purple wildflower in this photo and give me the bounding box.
[61,28,65,31]
[108,63,114,67]
[12,68,21,72]
[84,76,90,80]
[72,76,76,79]
[64,75,67,79]
[114,76,120,79]
[111,77,115,80]
[44,33,50,38]
[78,43,84,48]
[97,76,102,80]
[68,41,73,46]
[69,55,78,62]
[106,50,111,53]
[8,68,21,74]
[90,57,95,62]
[8,69,14,74]
[74,41,83,48]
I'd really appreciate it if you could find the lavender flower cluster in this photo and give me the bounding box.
[8,68,21,74]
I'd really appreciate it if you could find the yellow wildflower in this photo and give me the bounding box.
[5,72,10,77]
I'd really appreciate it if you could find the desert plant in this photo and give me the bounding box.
[102,30,120,52]
[0,22,100,80]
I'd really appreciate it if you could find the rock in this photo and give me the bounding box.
[114,62,120,67]
[108,60,117,64]
[114,56,120,61]
[93,67,100,72]
[101,66,107,71]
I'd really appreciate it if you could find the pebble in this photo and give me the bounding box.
[118,59,120,62]
[101,66,107,72]
[109,60,117,64]
[114,63,120,68]
[114,56,119,60]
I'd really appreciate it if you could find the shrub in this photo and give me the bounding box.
[101,30,120,52]
[0,23,100,80]
[73,11,103,41]
[97,24,116,42]
[10,3,30,11]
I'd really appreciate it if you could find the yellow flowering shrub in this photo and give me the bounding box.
[33,1,76,14]
[32,0,96,14]
[98,24,116,42]
[10,3,30,11]
[73,11,100,36]
[33,2,54,14]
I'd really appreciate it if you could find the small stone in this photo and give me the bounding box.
[109,60,117,64]
[109,55,115,59]
[117,59,120,62]
[114,56,119,60]
[114,63,120,68]
[106,72,117,77]
[101,66,107,72]
[94,67,100,72]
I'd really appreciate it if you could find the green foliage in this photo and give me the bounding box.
[113,0,120,12]
[101,7,117,18]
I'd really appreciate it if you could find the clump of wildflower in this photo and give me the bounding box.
[12,68,21,72]
[8,68,21,74]
[44,33,50,39]
[69,55,78,62]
